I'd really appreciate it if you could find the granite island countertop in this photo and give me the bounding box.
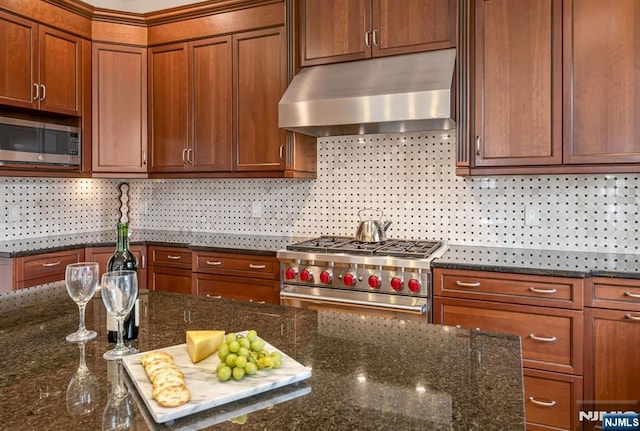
[0,290,526,431]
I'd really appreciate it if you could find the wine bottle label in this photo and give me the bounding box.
[107,313,118,332]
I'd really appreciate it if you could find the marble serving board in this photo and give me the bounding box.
[122,333,312,424]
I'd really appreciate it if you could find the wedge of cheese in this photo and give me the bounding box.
[186,330,225,363]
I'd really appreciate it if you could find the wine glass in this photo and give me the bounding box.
[65,262,99,342]
[102,360,136,431]
[66,341,100,417]
[101,270,138,360]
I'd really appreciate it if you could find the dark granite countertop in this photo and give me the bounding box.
[0,290,525,430]
[433,245,640,279]
[0,230,308,258]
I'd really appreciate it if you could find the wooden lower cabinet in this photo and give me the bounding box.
[194,273,279,304]
[15,248,85,290]
[148,246,192,294]
[524,369,583,431]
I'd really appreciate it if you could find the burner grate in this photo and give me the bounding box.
[287,237,442,259]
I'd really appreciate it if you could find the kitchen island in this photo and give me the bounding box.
[0,289,525,430]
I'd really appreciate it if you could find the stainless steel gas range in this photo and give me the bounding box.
[277,236,447,322]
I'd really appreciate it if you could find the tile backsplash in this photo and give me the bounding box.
[2,131,639,254]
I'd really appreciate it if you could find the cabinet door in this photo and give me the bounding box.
[299,0,370,66]
[233,27,287,171]
[584,307,640,431]
[0,11,37,109]
[149,43,188,172]
[149,266,193,294]
[473,0,562,167]
[372,0,456,57]
[195,273,278,304]
[189,36,232,172]
[564,0,640,164]
[92,43,147,174]
[85,245,147,290]
[38,25,81,115]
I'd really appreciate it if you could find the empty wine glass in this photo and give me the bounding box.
[65,262,99,342]
[66,341,100,417]
[102,360,136,431]
[101,270,138,360]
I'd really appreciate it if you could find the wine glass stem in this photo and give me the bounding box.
[116,317,126,350]
[77,303,87,332]
[78,343,87,369]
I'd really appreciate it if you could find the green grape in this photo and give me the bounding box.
[217,365,232,381]
[228,340,240,353]
[270,351,283,361]
[247,355,256,364]
[261,356,274,369]
[218,343,230,360]
[250,339,265,352]
[232,367,245,380]
[246,330,258,342]
[225,333,237,344]
[225,353,238,367]
[272,357,282,369]
[239,337,251,349]
[216,362,227,373]
[238,347,250,357]
[244,362,257,375]
[235,355,248,369]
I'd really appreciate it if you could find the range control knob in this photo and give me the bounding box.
[368,275,381,289]
[319,271,332,283]
[343,273,356,287]
[284,268,297,280]
[299,269,313,282]
[390,277,404,291]
[408,279,421,292]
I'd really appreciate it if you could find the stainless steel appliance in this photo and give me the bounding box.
[0,116,80,166]
[277,237,447,322]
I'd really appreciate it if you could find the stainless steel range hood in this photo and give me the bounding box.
[278,48,456,137]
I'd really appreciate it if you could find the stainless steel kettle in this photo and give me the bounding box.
[355,208,392,242]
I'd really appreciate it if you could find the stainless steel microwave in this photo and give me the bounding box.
[0,116,80,166]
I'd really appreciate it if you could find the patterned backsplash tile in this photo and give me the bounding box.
[1,131,638,254]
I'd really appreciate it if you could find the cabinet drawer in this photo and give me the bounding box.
[433,297,583,374]
[434,269,583,309]
[15,248,84,288]
[149,266,193,295]
[588,277,640,311]
[194,252,276,280]
[149,246,192,269]
[195,273,278,304]
[524,369,582,431]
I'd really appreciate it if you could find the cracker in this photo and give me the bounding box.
[140,351,174,367]
[154,385,191,408]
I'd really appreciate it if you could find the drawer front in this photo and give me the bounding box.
[433,297,583,374]
[149,266,192,294]
[524,369,582,431]
[149,246,192,269]
[434,268,583,309]
[195,273,278,304]
[194,252,276,279]
[16,248,84,285]
[589,277,640,311]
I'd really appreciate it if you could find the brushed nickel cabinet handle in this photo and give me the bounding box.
[142,150,147,166]
[42,261,61,267]
[279,144,284,161]
[625,313,640,321]
[529,287,557,294]
[624,291,640,299]
[372,29,378,47]
[249,264,266,269]
[455,280,480,287]
[249,299,266,304]
[187,148,193,164]
[365,31,371,48]
[476,136,481,155]
[528,334,557,343]
[182,148,187,163]
[33,83,39,100]
[528,397,556,407]
[206,294,222,299]
[141,254,146,269]
[167,255,181,260]
[206,260,222,266]
[40,84,46,102]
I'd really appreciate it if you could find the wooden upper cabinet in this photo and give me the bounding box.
[299,0,455,67]
[148,43,189,172]
[0,12,81,116]
[190,36,233,172]
[0,11,37,109]
[233,26,287,171]
[564,0,640,165]
[473,0,562,167]
[92,43,148,175]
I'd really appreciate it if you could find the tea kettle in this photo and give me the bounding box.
[355,208,392,242]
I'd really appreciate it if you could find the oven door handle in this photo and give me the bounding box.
[280,288,427,314]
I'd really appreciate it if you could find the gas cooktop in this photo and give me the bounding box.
[287,236,443,259]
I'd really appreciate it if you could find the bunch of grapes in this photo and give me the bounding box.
[216,330,283,381]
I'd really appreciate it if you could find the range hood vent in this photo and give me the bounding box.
[278,48,456,137]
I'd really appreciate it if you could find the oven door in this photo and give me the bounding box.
[280,285,429,322]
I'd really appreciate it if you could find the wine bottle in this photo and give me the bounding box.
[107,223,139,342]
